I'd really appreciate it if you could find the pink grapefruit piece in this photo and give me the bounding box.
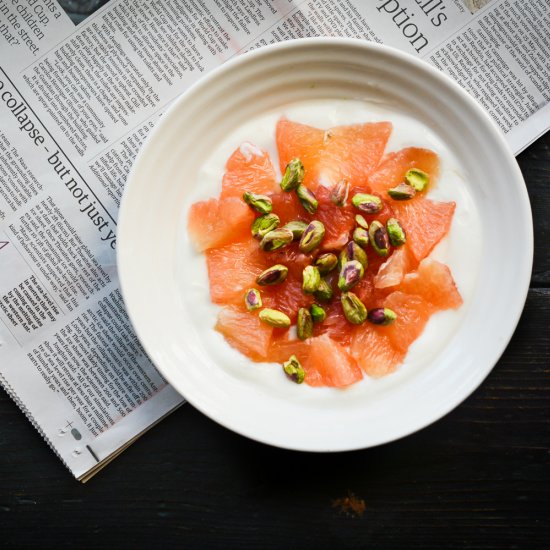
[304,334,363,387]
[188,197,254,252]
[220,142,278,199]
[215,306,273,362]
[276,118,392,190]
[320,122,393,187]
[368,147,440,195]
[374,247,413,289]
[350,324,405,378]
[392,198,455,262]
[206,239,268,305]
[399,258,463,310]
[382,291,436,354]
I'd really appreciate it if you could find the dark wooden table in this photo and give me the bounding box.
[1,5,549,549]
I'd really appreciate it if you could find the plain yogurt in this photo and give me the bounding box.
[179,99,482,401]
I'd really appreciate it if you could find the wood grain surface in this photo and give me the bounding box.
[1,6,548,544]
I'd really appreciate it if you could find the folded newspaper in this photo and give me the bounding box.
[0,0,548,480]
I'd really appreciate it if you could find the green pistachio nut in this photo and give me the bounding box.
[299,220,325,253]
[302,265,321,294]
[259,308,291,328]
[353,227,369,248]
[260,228,294,252]
[297,307,313,340]
[280,158,304,191]
[314,278,333,302]
[386,218,406,246]
[242,191,273,214]
[251,213,280,240]
[367,307,397,326]
[338,260,364,292]
[244,288,262,311]
[282,355,305,384]
[368,221,390,257]
[330,179,350,207]
[355,214,369,230]
[339,241,368,269]
[341,292,368,325]
[314,252,338,275]
[256,264,289,286]
[387,182,416,200]
[283,220,308,240]
[352,193,383,214]
[296,184,318,214]
[310,303,326,323]
[405,168,429,192]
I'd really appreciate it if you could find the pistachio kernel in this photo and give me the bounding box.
[355,214,369,230]
[297,307,313,340]
[256,264,289,286]
[242,191,273,214]
[367,307,397,326]
[368,221,390,257]
[352,193,383,214]
[259,308,291,328]
[339,241,368,269]
[387,182,416,200]
[283,220,308,240]
[260,228,294,252]
[280,158,304,191]
[386,218,407,247]
[314,278,333,302]
[341,292,368,325]
[302,265,321,294]
[244,288,262,311]
[353,227,369,248]
[251,213,280,240]
[314,252,338,275]
[296,184,318,214]
[338,260,364,292]
[299,220,325,253]
[282,355,305,384]
[405,168,429,192]
[330,179,350,206]
[310,303,326,323]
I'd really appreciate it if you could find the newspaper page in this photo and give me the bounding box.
[0,0,548,480]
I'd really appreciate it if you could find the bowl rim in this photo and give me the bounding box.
[118,37,533,451]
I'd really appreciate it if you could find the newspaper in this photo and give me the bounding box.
[0,0,548,480]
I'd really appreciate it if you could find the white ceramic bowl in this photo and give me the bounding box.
[118,39,532,451]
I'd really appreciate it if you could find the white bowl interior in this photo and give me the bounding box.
[118,40,532,451]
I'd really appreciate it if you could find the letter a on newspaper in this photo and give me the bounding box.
[0,0,547,480]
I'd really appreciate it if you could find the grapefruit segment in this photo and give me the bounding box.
[320,122,393,187]
[276,118,324,188]
[215,306,273,362]
[315,185,356,250]
[206,239,267,305]
[374,247,413,289]
[368,147,440,195]
[400,258,463,309]
[383,291,436,354]
[276,118,392,189]
[268,337,311,364]
[392,198,455,262]
[316,299,351,345]
[188,197,254,251]
[351,324,405,377]
[305,334,362,387]
[270,191,307,225]
[221,142,278,199]
[262,275,313,323]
